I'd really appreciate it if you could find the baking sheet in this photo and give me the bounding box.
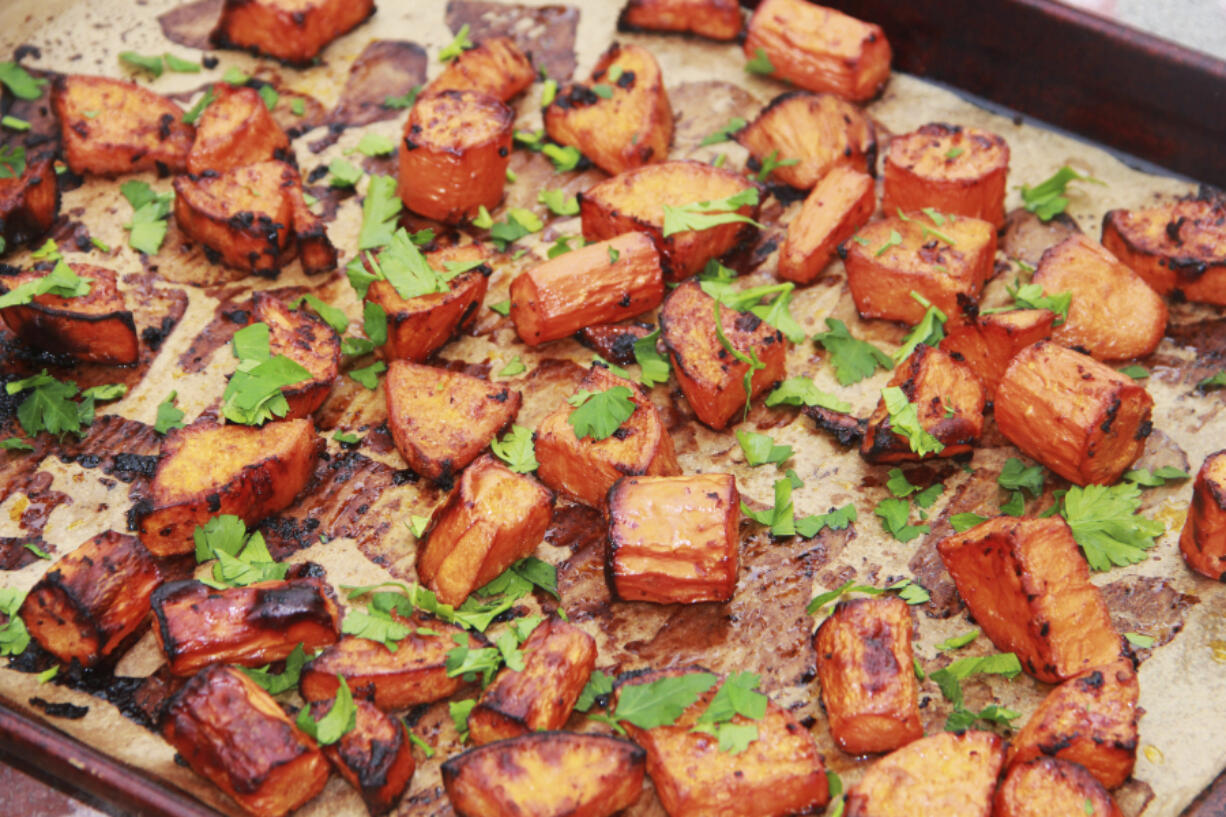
[0,1,1223,816]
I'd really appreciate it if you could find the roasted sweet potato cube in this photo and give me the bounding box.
[843,211,997,326]
[367,243,492,362]
[736,92,876,190]
[660,280,787,430]
[151,576,341,676]
[861,344,985,464]
[744,0,891,102]
[19,531,160,668]
[417,454,555,607]
[544,43,672,177]
[937,516,1122,684]
[139,418,322,556]
[1032,234,1167,361]
[385,360,521,484]
[162,665,329,817]
[254,292,340,420]
[882,123,1011,228]
[300,615,483,708]
[286,181,337,275]
[995,341,1153,486]
[510,232,664,346]
[1101,190,1226,305]
[314,697,415,815]
[174,160,296,275]
[398,89,513,224]
[426,37,535,103]
[1180,450,1226,579]
[619,668,829,817]
[575,321,655,366]
[938,309,1055,400]
[581,160,758,281]
[0,153,57,250]
[534,365,680,510]
[995,757,1124,817]
[211,0,375,65]
[618,0,743,40]
[607,473,739,604]
[52,75,194,176]
[442,732,647,817]
[844,730,1002,817]
[1006,659,1139,790]
[813,596,922,756]
[778,166,875,284]
[468,617,597,745]
[0,264,139,365]
[187,83,291,175]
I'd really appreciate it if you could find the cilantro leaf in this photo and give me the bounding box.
[497,356,526,378]
[576,670,616,712]
[489,299,511,317]
[292,294,348,335]
[1119,364,1149,380]
[1021,166,1104,221]
[0,262,91,309]
[0,62,46,100]
[8,371,87,438]
[764,378,851,412]
[358,175,403,250]
[439,24,475,62]
[356,132,395,157]
[0,586,30,656]
[450,699,476,742]
[121,182,173,255]
[892,293,947,364]
[383,86,421,109]
[342,609,413,651]
[350,361,386,389]
[662,188,761,238]
[794,503,857,538]
[813,318,892,386]
[1060,483,1164,570]
[936,630,979,651]
[633,330,671,388]
[887,468,919,498]
[222,327,312,425]
[700,117,746,147]
[164,53,200,73]
[490,425,538,474]
[542,143,584,172]
[296,676,357,745]
[612,672,718,730]
[181,86,216,125]
[736,429,792,467]
[1124,466,1189,487]
[567,386,636,441]
[329,158,363,188]
[119,51,164,77]
[744,48,774,75]
[929,652,1022,709]
[881,386,944,457]
[998,458,1044,497]
[950,512,989,532]
[239,644,306,694]
[0,144,25,179]
[0,436,33,452]
[1124,631,1155,649]
[538,188,579,216]
[755,149,798,183]
[874,497,930,542]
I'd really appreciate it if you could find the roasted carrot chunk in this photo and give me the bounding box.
[426,36,535,103]
[0,264,138,365]
[187,83,291,175]
[254,292,340,420]
[618,0,744,41]
[535,365,680,510]
[1006,659,1139,790]
[162,665,329,817]
[845,730,1002,817]
[1101,189,1226,304]
[843,210,997,326]
[442,732,647,817]
[314,697,416,815]
[211,0,375,65]
[417,454,555,607]
[139,418,322,556]
[814,596,922,756]
[468,617,597,745]
[995,341,1153,486]
[618,668,829,817]
[938,516,1122,684]
[300,615,483,709]
[285,181,337,275]
[1180,450,1226,580]
[510,232,664,346]
[882,124,1011,228]
[938,309,1055,400]
[995,757,1124,817]
[607,473,739,604]
[1032,234,1167,361]
[367,243,492,363]
[581,160,759,281]
[736,92,876,190]
[861,344,985,464]
[398,89,513,224]
[385,360,522,484]
[19,531,160,668]
[0,152,57,250]
[544,43,673,176]
[779,166,875,284]
[52,75,194,176]
[659,280,787,430]
[744,0,891,102]
[173,160,297,275]
[151,575,341,677]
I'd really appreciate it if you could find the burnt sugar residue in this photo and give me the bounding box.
[909,470,1001,620]
[328,41,427,132]
[1102,575,1198,662]
[158,0,223,50]
[545,501,604,553]
[0,538,44,571]
[28,696,88,719]
[445,1,579,81]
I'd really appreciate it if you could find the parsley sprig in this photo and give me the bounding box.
[813,319,892,386]
[568,386,635,441]
[929,652,1023,731]
[1059,482,1164,571]
[121,180,173,255]
[662,189,761,238]
[490,425,538,473]
[742,471,857,538]
[881,386,944,457]
[297,675,357,744]
[806,577,930,617]
[193,515,287,588]
[6,371,124,438]
[892,292,947,364]
[221,323,311,426]
[1021,166,1105,221]
[0,587,30,657]
[0,261,90,309]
